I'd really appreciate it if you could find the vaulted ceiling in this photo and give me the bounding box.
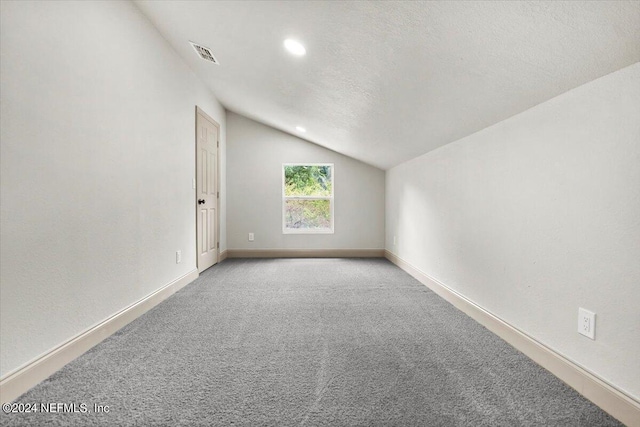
[135,1,640,170]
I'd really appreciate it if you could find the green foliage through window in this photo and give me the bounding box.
[283,165,333,231]
[285,200,331,229]
[284,165,332,196]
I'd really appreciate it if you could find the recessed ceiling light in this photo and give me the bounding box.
[295,126,307,133]
[284,39,306,56]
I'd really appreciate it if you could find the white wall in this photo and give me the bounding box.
[386,63,640,400]
[0,1,226,377]
[227,112,384,250]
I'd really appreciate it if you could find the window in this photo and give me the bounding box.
[283,164,334,234]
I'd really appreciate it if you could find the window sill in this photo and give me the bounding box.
[283,228,334,235]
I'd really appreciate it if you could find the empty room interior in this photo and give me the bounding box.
[1,1,639,425]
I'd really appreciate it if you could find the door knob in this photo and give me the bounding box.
[198,199,205,205]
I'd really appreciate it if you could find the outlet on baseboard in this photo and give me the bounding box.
[176,250,182,264]
[248,233,254,242]
[578,308,595,340]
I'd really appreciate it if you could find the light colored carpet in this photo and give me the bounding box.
[1,258,621,426]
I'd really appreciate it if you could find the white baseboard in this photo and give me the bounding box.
[219,249,228,262]
[226,248,385,258]
[384,250,640,427]
[5,255,636,425]
[0,269,199,404]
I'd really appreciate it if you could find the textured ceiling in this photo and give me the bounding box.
[135,1,640,170]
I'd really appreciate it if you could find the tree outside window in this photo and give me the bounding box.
[283,164,334,234]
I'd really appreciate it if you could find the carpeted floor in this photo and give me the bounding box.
[1,258,621,426]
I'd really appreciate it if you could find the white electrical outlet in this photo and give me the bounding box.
[176,250,182,264]
[248,233,254,242]
[393,235,397,246]
[578,308,596,340]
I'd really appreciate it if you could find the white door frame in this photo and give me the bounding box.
[195,106,220,271]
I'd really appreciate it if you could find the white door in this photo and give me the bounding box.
[196,107,219,272]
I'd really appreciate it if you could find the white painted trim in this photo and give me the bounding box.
[0,269,199,404]
[384,250,640,427]
[227,249,384,258]
[219,249,228,262]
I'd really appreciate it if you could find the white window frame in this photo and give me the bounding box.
[282,163,334,234]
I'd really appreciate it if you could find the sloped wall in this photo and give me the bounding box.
[385,63,640,399]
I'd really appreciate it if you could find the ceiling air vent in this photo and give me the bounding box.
[189,41,219,65]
